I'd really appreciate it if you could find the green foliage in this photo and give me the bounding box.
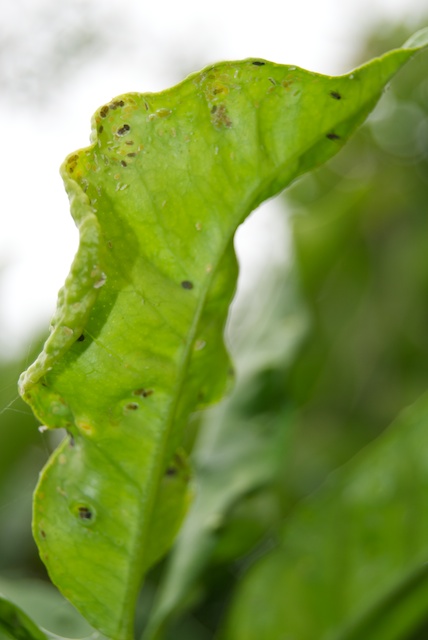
[223,392,428,640]
[0,342,47,578]
[6,26,427,640]
[283,27,428,502]
[143,271,307,639]
[0,596,48,640]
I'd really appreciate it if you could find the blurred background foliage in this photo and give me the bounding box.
[1,16,428,640]
[284,23,428,501]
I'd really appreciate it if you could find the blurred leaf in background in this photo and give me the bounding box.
[0,339,45,576]
[284,22,428,500]
[223,391,428,640]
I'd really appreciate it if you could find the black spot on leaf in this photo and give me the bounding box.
[78,507,93,520]
[133,388,153,398]
[252,61,265,66]
[77,334,85,342]
[326,132,341,140]
[117,124,131,136]
[330,91,342,100]
[181,280,194,289]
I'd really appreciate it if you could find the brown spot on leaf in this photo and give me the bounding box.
[210,103,232,129]
[133,388,153,398]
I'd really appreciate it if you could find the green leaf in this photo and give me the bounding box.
[19,32,428,640]
[144,270,307,638]
[223,391,428,640]
[0,596,48,640]
[0,577,100,639]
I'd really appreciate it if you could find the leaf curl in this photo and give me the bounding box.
[19,30,428,640]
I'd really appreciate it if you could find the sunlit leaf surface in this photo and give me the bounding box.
[19,30,428,640]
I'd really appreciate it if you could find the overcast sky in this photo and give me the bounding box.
[0,0,426,354]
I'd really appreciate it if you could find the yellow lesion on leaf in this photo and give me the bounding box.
[76,420,95,436]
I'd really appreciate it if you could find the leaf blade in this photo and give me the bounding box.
[19,35,428,639]
[223,392,428,640]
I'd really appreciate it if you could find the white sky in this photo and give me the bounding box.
[0,0,426,355]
